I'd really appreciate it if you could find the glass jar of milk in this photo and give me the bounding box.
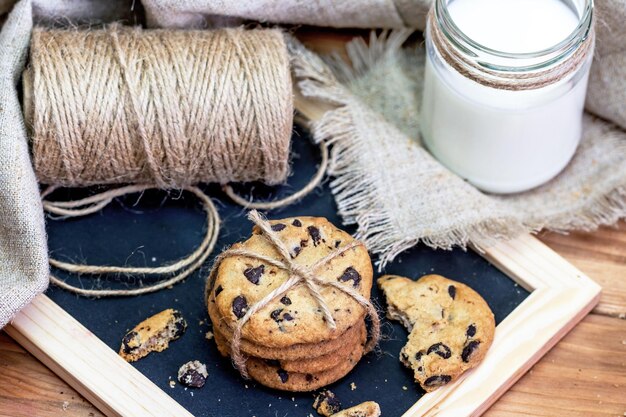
[420,0,594,194]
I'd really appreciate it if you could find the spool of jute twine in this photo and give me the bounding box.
[25,25,293,188]
[26,26,329,296]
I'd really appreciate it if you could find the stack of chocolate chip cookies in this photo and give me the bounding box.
[207,216,374,391]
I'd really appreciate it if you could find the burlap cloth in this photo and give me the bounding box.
[0,0,624,326]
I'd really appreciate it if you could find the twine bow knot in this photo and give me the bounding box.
[209,210,380,378]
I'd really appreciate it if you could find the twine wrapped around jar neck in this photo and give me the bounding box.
[427,7,595,91]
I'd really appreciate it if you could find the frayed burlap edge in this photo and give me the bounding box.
[288,36,529,267]
[289,33,626,267]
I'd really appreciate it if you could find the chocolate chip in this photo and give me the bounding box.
[121,331,138,354]
[277,369,289,383]
[307,226,322,246]
[270,309,284,322]
[325,396,342,413]
[402,352,409,361]
[243,265,264,285]
[172,311,187,338]
[181,369,205,388]
[417,366,423,372]
[448,285,456,299]
[424,375,451,387]
[338,266,361,287]
[427,343,451,359]
[214,285,223,297]
[305,374,314,382]
[283,313,294,321]
[232,296,248,319]
[462,340,480,362]
[334,240,341,248]
[280,296,292,305]
[292,246,302,258]
[266,359,280,367]
[466,324,477,337]
[415,351,423,361]
[271,223,286,232]
[292,219,302,227]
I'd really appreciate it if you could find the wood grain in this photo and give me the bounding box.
[485,314,626,417]
[0,332,104,417]
[538,222,626,317]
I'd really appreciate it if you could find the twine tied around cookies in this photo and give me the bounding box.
[207,210,381,378]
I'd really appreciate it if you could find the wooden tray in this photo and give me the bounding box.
[4,234,600,417]
[3,137,600,417]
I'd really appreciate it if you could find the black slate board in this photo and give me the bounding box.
[45,126,529,417]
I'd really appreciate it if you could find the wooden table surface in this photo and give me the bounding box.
[1,224,624,417]
[1,30,625,417]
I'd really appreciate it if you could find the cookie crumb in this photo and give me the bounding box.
[313,390,341,416]
[205,330,214,340]
[332,401,381,417]
[169,380,176,388]
[350,382,357,391]
[402,385,408,391]
[177,360,208,388]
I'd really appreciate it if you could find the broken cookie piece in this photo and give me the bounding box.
[332,401,381,417]
[177,360,208,388]
[119,309,187,362]
[313,390,342,416]
[379,274,495,392]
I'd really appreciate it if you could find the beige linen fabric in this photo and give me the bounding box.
[0,0,47,327]
[0,0,131,327]
[585,0,626,130]
[141,0,428,29]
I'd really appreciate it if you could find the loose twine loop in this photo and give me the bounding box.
[428,9,595,91]
[44,185,221,297]
[222,142,329,210]
[207,210,380,379]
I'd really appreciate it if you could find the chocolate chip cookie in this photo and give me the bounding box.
[208,289,366,361]
[119,309,186,362]
[378,274,495,392]
[245,338,366,391]
[213,321,366,374]
[210,216,373,348]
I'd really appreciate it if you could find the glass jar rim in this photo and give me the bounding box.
[434,0,594,72]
